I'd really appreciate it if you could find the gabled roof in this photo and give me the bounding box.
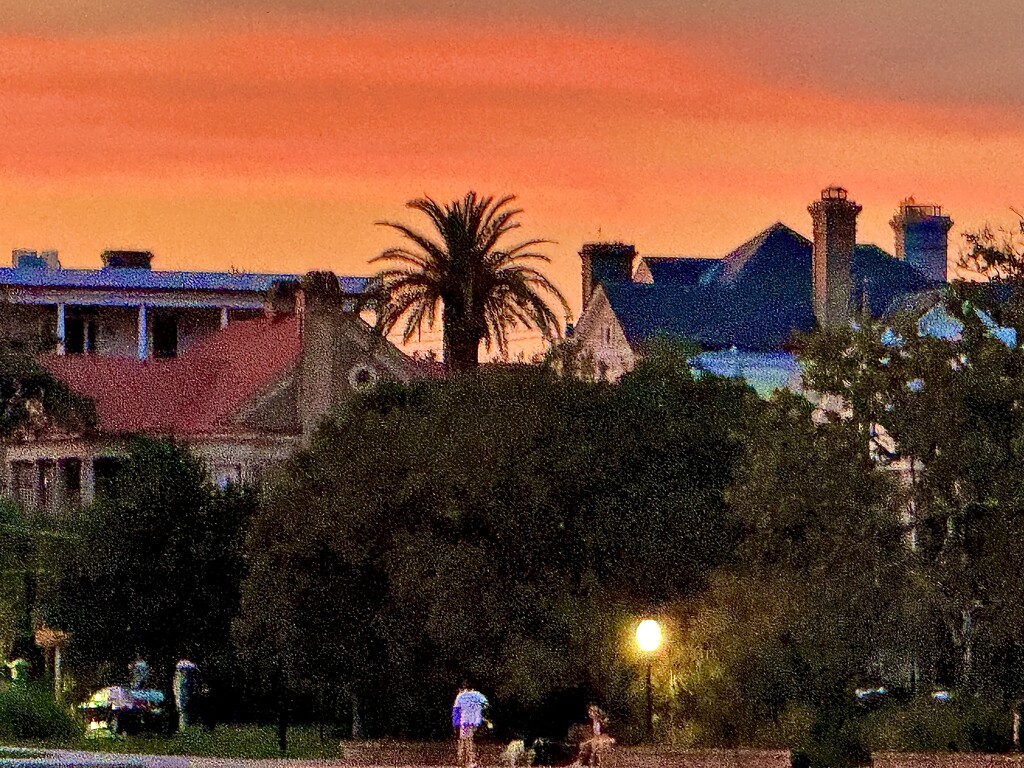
[719,222,809,283]
[604,282,717,347]
[601,222,940,352]
[0,267,368,295]
[39,315,302,436]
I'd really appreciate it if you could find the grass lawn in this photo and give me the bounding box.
[18,725,342,759]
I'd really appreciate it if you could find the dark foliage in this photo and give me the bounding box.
[49,439,256,713]
[236,356,754,738]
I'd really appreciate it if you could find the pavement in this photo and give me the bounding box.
[6,745,1024,768]
[0,748,321,768]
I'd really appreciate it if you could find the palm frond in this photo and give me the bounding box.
[369,192,568,369]
[369,247,434,272]
[373,222,449,268]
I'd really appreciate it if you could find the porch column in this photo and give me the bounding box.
[137,304,149,360]
[56,303,66,355]
[220,307,229,329]
[80,458,95,507]
[54,646,63,702]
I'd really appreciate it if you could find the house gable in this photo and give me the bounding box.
[571,285,637,381]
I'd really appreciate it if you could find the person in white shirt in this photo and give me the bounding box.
[452,682,489,768]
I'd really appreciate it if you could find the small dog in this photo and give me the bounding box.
[501,739,534,767]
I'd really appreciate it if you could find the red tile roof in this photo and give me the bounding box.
[39,315,301,437]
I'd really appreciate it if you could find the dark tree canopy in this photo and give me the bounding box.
[51,439,255,705]
[800,308,1024,698]
[0,352,95,439]
[236,356,755,738]
[958,213,1024,286]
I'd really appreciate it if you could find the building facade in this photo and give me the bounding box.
[570,187,952,393]
[0,250,427,512]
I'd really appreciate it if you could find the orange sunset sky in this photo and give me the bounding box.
[3,0,1024,329]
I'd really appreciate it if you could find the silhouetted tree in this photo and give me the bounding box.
[370,193,569,372]
[51,439,255,705]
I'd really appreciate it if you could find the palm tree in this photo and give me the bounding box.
[370,193,569,373]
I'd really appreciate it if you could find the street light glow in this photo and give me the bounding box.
[636,619,662,653]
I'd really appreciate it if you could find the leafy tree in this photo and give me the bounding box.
[956,216,1024,330]
[236,357,754,738]
[51,439,256,706]
[0,284,95,439]
[800,307,1024,699]
[0,348,93,676]
[0,352,95,439]
[958,213,1024,285]
[0,500,80,671]
[370,193,569,372]
[672,392,903,767]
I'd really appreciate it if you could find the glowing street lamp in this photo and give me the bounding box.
[635,619,662,740]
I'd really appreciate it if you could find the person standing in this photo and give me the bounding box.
[579,704,613,767]
[130,655,150,690]
[173,659,198,731]
[452,683,488,768]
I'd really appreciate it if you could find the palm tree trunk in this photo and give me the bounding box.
[442,307,480,373]
[445,330,480,372]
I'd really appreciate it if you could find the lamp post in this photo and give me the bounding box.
[635,618,662,741]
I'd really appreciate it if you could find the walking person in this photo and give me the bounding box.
[452,682,488,768]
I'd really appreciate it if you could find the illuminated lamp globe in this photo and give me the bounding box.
[635,619,662,653]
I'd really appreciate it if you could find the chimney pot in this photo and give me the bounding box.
[890,199,952,283]
[809,187,861,328]
[579,242,636,310]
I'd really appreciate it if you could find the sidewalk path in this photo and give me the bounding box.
[4,745,1024,768]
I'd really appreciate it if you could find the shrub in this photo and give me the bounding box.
[0,684,81,741]
[862,695,1012,753]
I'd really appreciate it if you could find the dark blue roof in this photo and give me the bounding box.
[0,268,369,295]
[719,223,802,282]
[603,223,940,352]
[851,244,934,316]
[641,257,719,285]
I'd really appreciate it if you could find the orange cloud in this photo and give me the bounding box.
[2,15,1024,320]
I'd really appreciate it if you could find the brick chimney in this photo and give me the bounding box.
[579,242,636,311]
[809,186,861,329]
[890,199,952,283]
[101,250,153,269]
[298,271,344,443]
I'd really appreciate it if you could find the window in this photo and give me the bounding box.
[11,461,35,507]
[604,327,612,345]
[65,318,97,354]
[152,315,178,358]
[348,364,379,390]
[60,458,82,508]
[37,459,56,512]
[93,457,123,499]
[213,464,242,490]
[247,462,266,487]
